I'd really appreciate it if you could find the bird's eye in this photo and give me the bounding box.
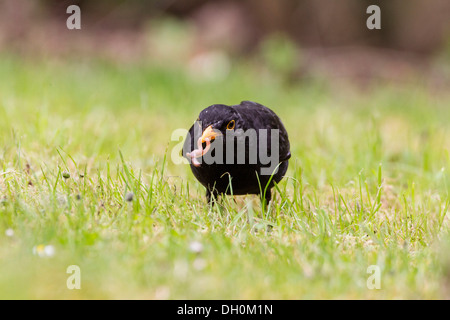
[226,120,235,130]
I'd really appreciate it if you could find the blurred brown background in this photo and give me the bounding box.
[0,0,449,85]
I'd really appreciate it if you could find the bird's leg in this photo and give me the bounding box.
[261,189,271,212]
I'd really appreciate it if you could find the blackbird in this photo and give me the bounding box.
[183,101,290,204]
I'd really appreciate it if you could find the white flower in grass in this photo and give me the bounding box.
[33,244,56,258]
[44,245,55,257]
[188,241,203,254]
[5,228,14,237]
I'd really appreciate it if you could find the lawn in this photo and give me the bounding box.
[0,53,449,299]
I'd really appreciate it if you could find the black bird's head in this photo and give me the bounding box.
[185,104,240,167]
[197,104,240,143]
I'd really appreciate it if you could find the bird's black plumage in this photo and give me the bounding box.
[183,101,290,204]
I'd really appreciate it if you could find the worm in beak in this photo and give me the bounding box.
[186,125,221,167]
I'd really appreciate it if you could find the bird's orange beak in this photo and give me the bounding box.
[201,125,222,143]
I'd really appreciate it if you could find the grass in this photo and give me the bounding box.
[0,53,450,299]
